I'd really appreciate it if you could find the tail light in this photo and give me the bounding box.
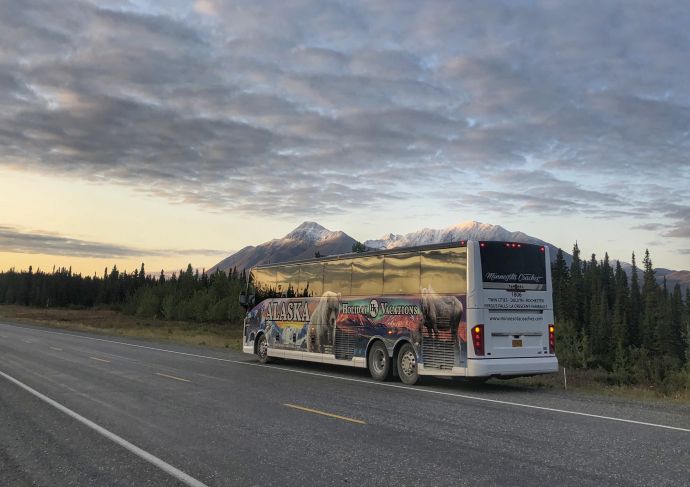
[548,324,555,354]
[472,325,484,356]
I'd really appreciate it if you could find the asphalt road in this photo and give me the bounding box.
[1,321,688,487]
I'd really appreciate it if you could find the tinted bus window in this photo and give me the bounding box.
[276,265,300,297]
[297,262,323,297]
[323,259,352,295]
[383,252,420,294]
[420,248,467,294]
[252,267,277,301]
[480,243,546,290]
[351,255,383,296]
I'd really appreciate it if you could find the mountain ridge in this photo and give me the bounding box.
[208,220,687,292]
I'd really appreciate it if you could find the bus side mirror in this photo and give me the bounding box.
[239,291,255,309]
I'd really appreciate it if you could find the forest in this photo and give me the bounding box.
[1,244,688,392]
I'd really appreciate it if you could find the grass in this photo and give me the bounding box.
[0,304,243,350]
[509,366,690,404]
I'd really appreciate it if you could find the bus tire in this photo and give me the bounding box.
[397,342,419,385]
[368,341,390,381]
[256,334,270,364]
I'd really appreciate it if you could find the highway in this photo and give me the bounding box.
[1,321,689,486]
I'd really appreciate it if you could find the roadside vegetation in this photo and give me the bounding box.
[0,245,688,401]
[0,305,243,349]
[547,245,690,401]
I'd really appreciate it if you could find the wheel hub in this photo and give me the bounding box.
[400,351,416,376]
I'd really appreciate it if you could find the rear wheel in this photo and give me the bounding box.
[368,341,390,381]
[256,334,270,364]
[397,343,419,385]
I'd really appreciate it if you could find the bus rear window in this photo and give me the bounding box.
[479,242,547,290]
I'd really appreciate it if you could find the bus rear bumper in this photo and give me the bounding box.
[466,356,558,377]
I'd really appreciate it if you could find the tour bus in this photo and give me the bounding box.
[240,241,558,385]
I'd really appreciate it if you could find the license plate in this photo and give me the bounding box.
[512,339,523,347]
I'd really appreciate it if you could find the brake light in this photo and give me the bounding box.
[540,246,545,253]
[548,324,555,354]
[472,325,484,356]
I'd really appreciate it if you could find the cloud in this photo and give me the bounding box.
[194,1,216,16]
[0,0,687,230]
[0,225,228,259]
[633,223,667,231]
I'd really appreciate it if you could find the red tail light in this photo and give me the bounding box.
[548,324,555,354]
[472,325,484,356]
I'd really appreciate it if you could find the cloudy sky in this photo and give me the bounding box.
[1,0,689,274]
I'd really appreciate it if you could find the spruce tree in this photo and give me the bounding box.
[669,284,684,363]
[569,242,583,327]
[641,249,658,352]
[551,249,570,322]
[629,252,641,347]
[612,260,629,348]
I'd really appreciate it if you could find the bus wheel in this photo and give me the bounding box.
[368,341,390,381]
[397,343,419,385]
[256,334,270,364]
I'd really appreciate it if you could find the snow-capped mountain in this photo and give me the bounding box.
[208,220,687,293]
[210,220,562,273]
[364,221,550,251]
[208,222,356,273]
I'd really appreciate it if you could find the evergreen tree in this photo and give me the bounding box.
[669,284,685,363]
[629,252,641,347]
[351,241,366,253]
[612,260,629,348]
[551,249,570,322]
[641,249,658,351]
[568,242,584,326]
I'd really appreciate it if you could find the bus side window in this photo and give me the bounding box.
[297,262,323,297]
[323,259,352,296]
[383,252,420,294]
[276,265,300,298]
[252,267,277,302]
[351,256,383,296]
[420,248,467,294]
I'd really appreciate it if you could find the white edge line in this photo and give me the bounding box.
[0,369,208,487]
[4,323,690,434]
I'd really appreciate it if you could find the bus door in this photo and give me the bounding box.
[470,241,553,359]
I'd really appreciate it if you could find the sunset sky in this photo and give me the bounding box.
[1,0,689,275]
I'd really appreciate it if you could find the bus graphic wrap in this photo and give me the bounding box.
[241,241,557,383]
[244,293,468,367]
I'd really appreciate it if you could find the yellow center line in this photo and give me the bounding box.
[89,356,111,363]
[283,404,366,425]
[155,372,191,383]
[50,347,63,351]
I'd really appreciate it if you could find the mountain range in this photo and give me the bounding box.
[209,220,688,293]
